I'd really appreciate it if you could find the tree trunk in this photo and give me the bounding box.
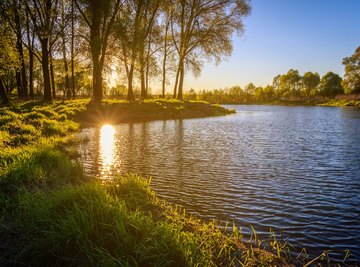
[145,38,151,98]
[29,51,34,98]
[71,0,76,98]
[60,2,71,99]
[40,38,52,101]
[177,59,185,100]
[162,16,170,98]
[139,44,146,100]
[140,69,146,100]
[14,1,28,97]
[0,78,9,105]
[20,58,28,98]
[173,66,180,98]
[127,64,135,101]
[162,46,167,98]
[26,7,34,98]
[92,59,103,103]
[61,38,71,99]
[89,1,103,103]
[50,55,56,99]
[15,71,23,97]
[145,56,149,97]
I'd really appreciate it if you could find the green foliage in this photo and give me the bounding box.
[318,71,343,97]
[302,72,320,96]
[0,20,20,76]
[342,46,360,94]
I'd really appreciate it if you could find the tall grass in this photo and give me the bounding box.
[3,175,287,266]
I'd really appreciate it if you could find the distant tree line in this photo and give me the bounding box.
[183,49,360,104]
[0,0,251,104]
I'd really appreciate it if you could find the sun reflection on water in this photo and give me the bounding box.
[100,124,116,175]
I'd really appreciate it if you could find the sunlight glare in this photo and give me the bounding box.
[100,124,116,172]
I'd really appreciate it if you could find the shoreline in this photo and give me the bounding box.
[204,98,360,107]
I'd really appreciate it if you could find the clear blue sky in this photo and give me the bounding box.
[183,0,360,91]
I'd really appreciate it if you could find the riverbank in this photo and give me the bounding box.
[272,97,360,107]
[0,99,296,266]
[78,99,235,126]
[198,94,360,107]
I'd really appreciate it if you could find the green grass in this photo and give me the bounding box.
[78,98,235,126]
[2,175,289,266]
[269,96,360,107]
[319,99,360,107]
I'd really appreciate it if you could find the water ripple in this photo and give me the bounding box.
[77,105,360,262]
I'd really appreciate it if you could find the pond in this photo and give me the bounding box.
[77,105,360,261]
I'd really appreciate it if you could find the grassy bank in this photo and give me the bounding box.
[246,96,360,107]
[203,94,360,107]
[78,99,234,126]
[272,98,360,107]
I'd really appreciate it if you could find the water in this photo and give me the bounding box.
[77,105,360,261]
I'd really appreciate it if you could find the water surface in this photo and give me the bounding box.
[78,105,360,261]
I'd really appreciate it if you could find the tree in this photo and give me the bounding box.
[75,0,121,103]
[302,71,320,96]
[24,6,36,98]
[1,0,29,98]
[0,17,20,104]
[244,82,255,102]
[59,0,71,99]
[264,85,274,100]
[279,69,301,97]
[171,0,250,99]
[318,72,343,97]
[24,0,60,101]
[342,46,360,94]
[115,0,161,101]
[161,5,172,98]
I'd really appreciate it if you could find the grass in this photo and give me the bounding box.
[78,98,235,126]
[0,98,353,266]
[2,175,290,266]
[270,95,360,107]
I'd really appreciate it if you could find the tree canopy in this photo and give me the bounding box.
[342,46,360,94]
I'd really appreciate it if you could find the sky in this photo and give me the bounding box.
[181,0,360,91]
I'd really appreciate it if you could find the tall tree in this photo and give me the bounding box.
[302,71,320,96]
[70,0,76,98]
[25,7,36,98]
[0,17,20,104]
[161,5,173,98]
[116,0,161,101]
[318,72,343,97]
[1,0,28,97]
[342,46,360,94]
[171,0,250,99]
[75,0,121,103]
[24,0,60,101]
[60,0,71,98]
[13,0,28,97]
[279,69,301,97]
